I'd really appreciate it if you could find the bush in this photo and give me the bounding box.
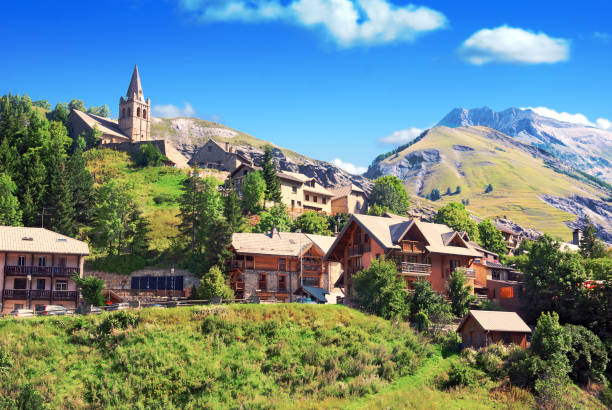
[438,331,461,358]
[16,384,44,410]
[196,266,234,301]
[445,362,483,388]
[505,349,544,388]
[96,311,140,337]
[564,324,609,384]
[534,373,571,409]
[599,386,612,408]
[135,143,167,167]
[88,254,147,275]
[475,299,503,311]
[475,343,508,378]
[152,194,174,205]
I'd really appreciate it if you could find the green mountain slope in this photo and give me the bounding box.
[368,126,609,241]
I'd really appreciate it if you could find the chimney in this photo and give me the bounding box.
[225,142,230,152]
[572,228,583,245]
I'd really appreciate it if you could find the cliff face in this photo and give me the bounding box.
[151,116,372,191]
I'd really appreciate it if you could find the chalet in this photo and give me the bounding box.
[229,229,341,302]
[324,214,481,296]
[0,226,89,313]
[231,164,335,216]
[457,310,531,348]
[190,139,251,172]
[494,222,522,255]
[329,184,368,215]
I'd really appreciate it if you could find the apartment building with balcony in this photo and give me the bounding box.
[0,226,89,313]
[229,228,341,302]
[324,214,481,296]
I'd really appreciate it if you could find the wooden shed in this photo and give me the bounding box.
[457,310,531,349]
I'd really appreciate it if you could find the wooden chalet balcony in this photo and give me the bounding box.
[4,265,80,277]
[446,267,476,279]
[400,240,426,254]
[302,263,322,273]
[348,243,371,257]
[400,262,432,277]
[2,290,78,301]
[230,260,254,270]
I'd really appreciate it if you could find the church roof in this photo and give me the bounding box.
[126,65,144,101]
[70,109,129,141]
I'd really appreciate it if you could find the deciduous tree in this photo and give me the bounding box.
[368,175,411,215]
[293,211,332,236]
[255,203,292,232]
[446,267,476,317]
[477,219,507,256]
[434,202,478,240]
[196,265,234,300]
[241,170,266,213]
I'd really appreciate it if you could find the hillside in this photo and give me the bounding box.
[0,305,566,409]
[151,117,372,190]
[438,107,612,183]
[366,126,612,241]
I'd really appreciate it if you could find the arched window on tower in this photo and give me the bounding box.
[121,108,125,118]
[128,108,131,116]
[143,109,147,119]
[137,107,141,117]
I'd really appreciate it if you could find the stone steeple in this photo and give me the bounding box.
[118,65,151,142]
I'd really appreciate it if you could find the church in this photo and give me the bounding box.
[68,65,152,144]
[67,66,189,168]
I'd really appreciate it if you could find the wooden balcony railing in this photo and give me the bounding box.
[348,243,371,257]
[4,266,80,276]
[230,261,254,270]
[400,262,432,276]
[302,264,322,273]
[2,290,78,300]
[400,240,426,254]
[446,267,476,278]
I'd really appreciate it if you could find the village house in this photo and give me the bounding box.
[457,310,531,348]
[0,226,89,313]
[324,213,481,296]
[493,222,523,255]
[190,139,251,172]
[231,163,335,216]
[229,229,342,303]
[329,184,368,215]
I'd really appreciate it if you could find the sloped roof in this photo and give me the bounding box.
[325,214,481,260]
[303,183,334,197]
[330,184,367,200]
[230,164,311,184]
[126,65,144,101]
[485,261,513,270]
[296,286,329,303]
[458,310,531,333]
[71,109,130,140]
[0,226,89,255]
[232,230,335,257]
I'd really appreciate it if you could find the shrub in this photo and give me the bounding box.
[414,311,430,332]
[96,311,139,336]
[505,349,544,388]
[531,312,571,370]
[599,386,612,408]
[152,194,174,205]
[135,143,167,167]
[564,324,609,384]
[438,331,461,358]
[73,274,105,306]
[0,347,13,375]
[196,266,234,301]
[475,343,508,378]
[534,373,571,409]
[475,299,503,311]
[16,384,44,410]
[446,268,476,317]
[445,362,482,388]
[88,254,147,275]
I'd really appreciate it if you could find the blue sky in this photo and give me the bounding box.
[2,0,611,173]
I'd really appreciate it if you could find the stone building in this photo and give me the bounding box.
[189,139,250,172]
[329,184,368,215]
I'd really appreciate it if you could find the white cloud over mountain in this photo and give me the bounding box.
[458,25,569,65]
[152,103,196,118]
[379,127,423,145]
[331,158,367,175]
[524,106,612,130]
[179,0,447,47]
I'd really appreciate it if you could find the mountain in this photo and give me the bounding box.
[438,107,612,182]
[366,125,612,242]
[150,117,371,190]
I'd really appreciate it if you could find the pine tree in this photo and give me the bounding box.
[67,137,94,225]
[579,218,607,259]
[223,179,246,232]
[178,169,205,254]
[262,145,282,204]
[45,157,75,235]
[0,173,22,226]
[16,150,46,226]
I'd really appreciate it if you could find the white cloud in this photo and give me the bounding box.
[152,102,196,118]
[593,31,611,42]
[331,158,367,174]
[178,0,447,47]
[458,25,569,65]
[523,106,612,130]
[379,127,423,145]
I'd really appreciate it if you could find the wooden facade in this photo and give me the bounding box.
[457,311,530,349]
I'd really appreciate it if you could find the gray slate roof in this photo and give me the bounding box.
[232,230,335,257]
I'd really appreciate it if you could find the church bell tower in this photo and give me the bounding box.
[118,65,151,142]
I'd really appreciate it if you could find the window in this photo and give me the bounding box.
[143,109,147,119]
[356,202,361,210]
[322,197,327,204]
[121,108,125,117]
[492,270,500,280]
[58,257,66,267]
[38,257,46,267]
[14,304,23,310]
[128,108,131,116]
[297,201,302,206]
[14,278,27,289]
[291,200,295,208]
[137,107,141,117]
[292,186,297,193]
[500,332,512,344]
[279,258,286,271]
[305,194,310,201]
[17,256,26,266]
[278,275,287,291]
[313,196,318,203]
[55,281,68,291]
[36,279,45,290]
[258,274,267,291]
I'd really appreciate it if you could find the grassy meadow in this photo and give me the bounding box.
[381,126,605,241]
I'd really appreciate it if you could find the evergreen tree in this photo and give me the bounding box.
[177,169,205,253]
[579,218,607,259]
[429,188,441,201]
[51,102,69,124]
[128,209,151,257]
[201,219,234,274]
[67,137,94,225]
[456,185,461,194]
[17,150,47,226]
[484,184,493,193]
[262,145,282,204]
[0,173,22,226]
[196,265,234,300]
[477,219,508,256]
[445,187,451,195]
[241,170,266,213]
[223,179,246,232]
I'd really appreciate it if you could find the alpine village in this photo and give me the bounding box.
[2,8,612,410]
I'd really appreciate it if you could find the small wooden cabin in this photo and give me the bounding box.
[457,310,531,349]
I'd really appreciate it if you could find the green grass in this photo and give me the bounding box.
[381,126,605,241]
[0,305,433,409]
